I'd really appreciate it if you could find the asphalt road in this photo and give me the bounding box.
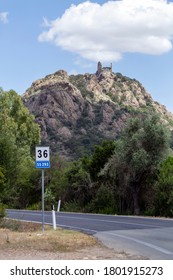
[6,209,173,259]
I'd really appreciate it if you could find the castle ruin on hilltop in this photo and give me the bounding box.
[96,61,112,76]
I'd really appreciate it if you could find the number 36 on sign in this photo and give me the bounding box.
[35,146,50,168]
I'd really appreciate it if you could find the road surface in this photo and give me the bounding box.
[6,209,173,259]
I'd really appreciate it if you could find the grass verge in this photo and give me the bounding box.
[0,218,97,253]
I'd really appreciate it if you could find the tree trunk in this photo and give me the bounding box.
[132,190,140,215]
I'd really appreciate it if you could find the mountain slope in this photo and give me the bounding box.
[23,64,173,159]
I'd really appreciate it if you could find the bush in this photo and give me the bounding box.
[62,200,82,212]
[0,219,21,231]
[0,203,6,218]
[27,202,42,210]
[91,185,116,213]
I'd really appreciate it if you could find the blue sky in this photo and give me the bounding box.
[1,0,173,112]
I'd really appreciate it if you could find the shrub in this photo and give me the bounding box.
[92,185,115,213]
[62,200,82,212]
[0,203,6,218]
[27,202,41,210]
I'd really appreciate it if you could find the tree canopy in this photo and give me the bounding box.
[154,156,173,217]
[101,114,170,214]
[0,89,40,207]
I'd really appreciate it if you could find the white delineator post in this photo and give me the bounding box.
[57,199,61,212]
[52,204,56,230]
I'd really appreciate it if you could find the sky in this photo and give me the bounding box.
[1,0,173,112]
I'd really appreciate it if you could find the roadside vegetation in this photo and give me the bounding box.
[0,218,97,254]
[0,88,173,217]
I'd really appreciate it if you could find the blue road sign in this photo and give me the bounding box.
[36,161,50,168]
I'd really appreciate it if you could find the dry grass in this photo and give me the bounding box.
[0,218,97,253]
[0,218,146,260]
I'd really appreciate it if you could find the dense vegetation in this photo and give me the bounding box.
[0,88,173,217]
[0,88,40,209]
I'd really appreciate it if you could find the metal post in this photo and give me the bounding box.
[42,169,45,235]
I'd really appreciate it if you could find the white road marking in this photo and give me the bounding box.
[104,231,173,255]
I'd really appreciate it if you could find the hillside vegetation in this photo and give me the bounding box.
[23,65,173,159]
[1,65,173,216]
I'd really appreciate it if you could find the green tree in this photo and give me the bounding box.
[91,184,115,214]
[45,154,69,206]
[0,89,40,207]
[102,114,170,215]
[0,90,40,152]
[64,160,93,208]
[87,140,116,181]
[154,157,173,217]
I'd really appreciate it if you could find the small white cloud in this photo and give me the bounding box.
[68,69,78,75]
[0,12,9,24]
[38,0,173,63]
[74,57,94,69]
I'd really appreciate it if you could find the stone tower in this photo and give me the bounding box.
[97,61,102,76]
[96,61,112,76]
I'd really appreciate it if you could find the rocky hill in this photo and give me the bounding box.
[23,62,173,159]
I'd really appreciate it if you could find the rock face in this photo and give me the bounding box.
[23,63,173,159]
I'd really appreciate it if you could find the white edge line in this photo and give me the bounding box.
[104,232,172,255]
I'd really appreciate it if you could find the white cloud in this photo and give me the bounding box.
[0,12,9,24]
[38,0,173,62]
[74,57,94,68]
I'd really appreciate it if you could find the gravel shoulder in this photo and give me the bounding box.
[0,244,146,260]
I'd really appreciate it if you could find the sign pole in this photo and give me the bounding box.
[42,169,45,235]
[35,146,50,236]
